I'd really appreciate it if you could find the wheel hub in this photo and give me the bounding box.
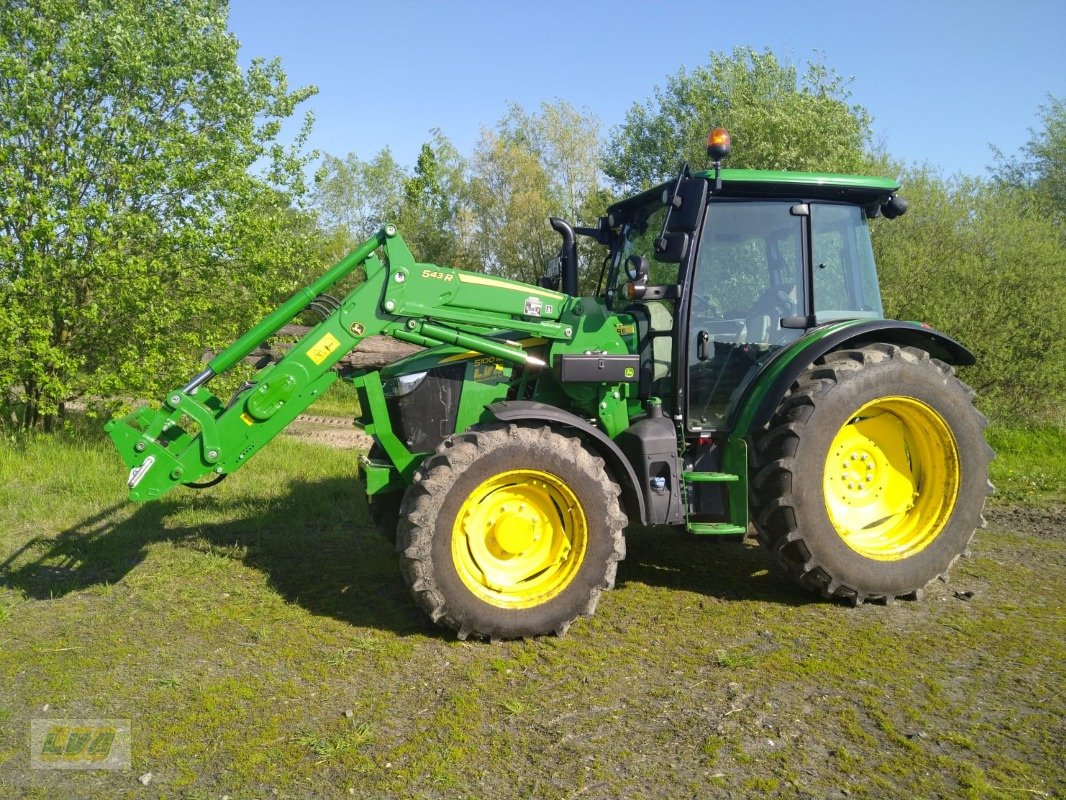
[491,509,539,555]
[839,447,879,495]
[452,470,586,608]
[823,397,959,560]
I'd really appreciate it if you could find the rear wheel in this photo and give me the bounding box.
[398,423,627,639]
[752,344,992,604]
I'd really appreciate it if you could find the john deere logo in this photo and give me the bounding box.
[30,719,131,770]
[624,367,635,378]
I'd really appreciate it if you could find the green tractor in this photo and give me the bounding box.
[106,129,992,639]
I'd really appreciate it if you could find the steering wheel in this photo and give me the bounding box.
[745,285,797,344]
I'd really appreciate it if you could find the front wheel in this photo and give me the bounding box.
[751,344,992,604]
[398,423,627,639]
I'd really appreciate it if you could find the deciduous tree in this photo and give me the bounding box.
[992,94,1066,220]
[873,169,1066,422]
[605,47,873,192]
[469,101,604,286]
[0,0,317,430]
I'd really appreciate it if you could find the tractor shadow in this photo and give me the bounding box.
[1,478,813,634]
[0,477,433,637]
[617,524,818,607]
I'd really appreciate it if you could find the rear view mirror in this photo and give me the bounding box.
[626,255,649,281]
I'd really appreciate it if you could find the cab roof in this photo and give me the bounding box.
[608,169,900,221]
[696,168,900,203]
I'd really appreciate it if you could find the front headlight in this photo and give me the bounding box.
[381,371,428,399]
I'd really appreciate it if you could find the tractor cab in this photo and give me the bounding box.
[597,134,906,435]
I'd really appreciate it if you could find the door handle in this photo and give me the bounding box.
[697,330,710,361]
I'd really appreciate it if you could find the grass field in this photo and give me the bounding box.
[0,418,1063,799]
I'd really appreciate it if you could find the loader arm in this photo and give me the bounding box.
[106,225,570,501]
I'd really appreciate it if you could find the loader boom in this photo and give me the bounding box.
[106,225,570,501]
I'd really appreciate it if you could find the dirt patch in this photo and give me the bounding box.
[986,503,1066,541]
[282,413,371,449]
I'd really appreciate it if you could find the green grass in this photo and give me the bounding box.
[305,380,362,418]
[293,721,373,762]
[987,423,1066,506]
[0,421,1062,799]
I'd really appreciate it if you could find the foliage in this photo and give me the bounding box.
[312,148,405,261]
[315,101,607,289]
[396,131,477,269]
[468,123,559,286]
[872,169,1066,423]
[992,95,1066,219]
[311,131,475,271]
[0,0,318,430]
[468,100,606,287]
[604,47,874,192]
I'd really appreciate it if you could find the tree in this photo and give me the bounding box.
[469,101,604,286]
[604,47,874,192]
[312,147,405,261]
[992,95,1066,219]
[872,168,1066,423]
[0,0,317,430]
[311,131,474,270]
[396,131,476,269]
[469,132,557,285]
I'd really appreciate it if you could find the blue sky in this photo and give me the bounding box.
[229,0,1065,179]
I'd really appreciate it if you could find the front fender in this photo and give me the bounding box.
[730,319,975,438]
[485,401,648,525]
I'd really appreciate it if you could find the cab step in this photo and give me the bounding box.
[687,522,747,536]
[682,471,739,483]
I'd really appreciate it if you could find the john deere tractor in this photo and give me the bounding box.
[106,129,992,639]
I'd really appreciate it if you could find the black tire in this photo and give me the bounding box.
[751,344,993,605]
[398,423,628,640]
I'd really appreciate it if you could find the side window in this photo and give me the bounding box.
[812,225,849,310]
[811,203,884,318]
[614,205,675,295]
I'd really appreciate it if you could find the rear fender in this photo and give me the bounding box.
[730,320,975,438]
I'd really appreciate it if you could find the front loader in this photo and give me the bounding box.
[106,129,992,639]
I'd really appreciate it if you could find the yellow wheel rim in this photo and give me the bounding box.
[451,469,587,609]
[823,396,960,561]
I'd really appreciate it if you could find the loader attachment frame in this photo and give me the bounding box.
[106,225,568,501]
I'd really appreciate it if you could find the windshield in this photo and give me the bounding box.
[604,201,680,309]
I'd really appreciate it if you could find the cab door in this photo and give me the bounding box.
[685,200,806,433]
